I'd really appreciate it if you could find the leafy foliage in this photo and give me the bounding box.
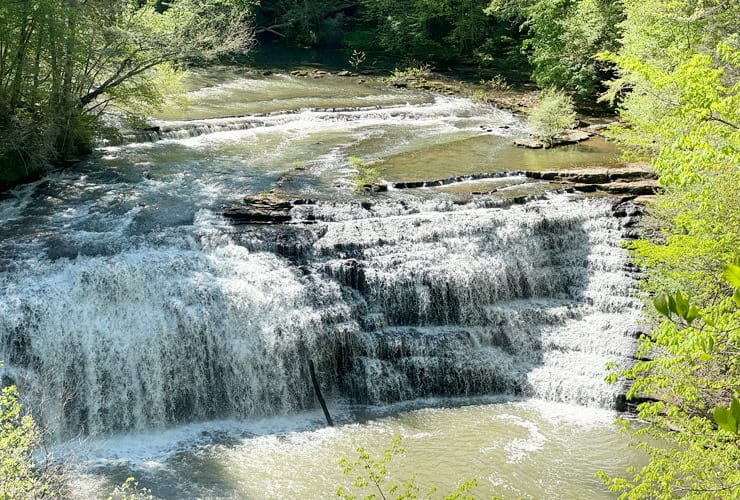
[597,1,740,497]
[486,0,623,100]
[0,0,255,187]
[350,156,382,192]
[528,88,576,146]
[104,477,154,500]
[0,364,63,498]
[336,435,483,500]
[601,281,740,498]
[357,0,510,62]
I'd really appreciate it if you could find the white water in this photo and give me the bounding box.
[0,70,641,497]
[0,194,639,438]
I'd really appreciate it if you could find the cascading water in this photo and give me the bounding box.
[0,189,640,439]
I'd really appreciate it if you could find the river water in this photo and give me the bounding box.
[0,67,642,498]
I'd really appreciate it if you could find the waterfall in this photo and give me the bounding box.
[0,194,640,439]
[105,96,522,146]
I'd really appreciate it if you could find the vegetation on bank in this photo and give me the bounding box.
[0,363,63,498]
[0,0,253,189]
[595,0,740,497]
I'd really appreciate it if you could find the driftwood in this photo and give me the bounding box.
[308,359,334,427]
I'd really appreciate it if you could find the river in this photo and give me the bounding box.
[0,66,643,498]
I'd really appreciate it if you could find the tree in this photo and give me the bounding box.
[528,87,576,146]
[597,0,740,497]
[0,0,255,188]
[486,0,623,101]
[356,0,513,63]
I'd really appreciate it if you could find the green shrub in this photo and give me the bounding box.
[528,88,576,146]
[0,363,64,498]
[350,156,382,192]
[480,75,510,91]
[336,435,483,500]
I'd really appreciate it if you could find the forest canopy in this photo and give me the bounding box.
[0,0,254,187]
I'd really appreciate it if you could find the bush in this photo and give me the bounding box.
[0,366,64,498]
[336,435,482,500]
[528,88,576,147]
[385,62,433,85]
[350,156,382,192]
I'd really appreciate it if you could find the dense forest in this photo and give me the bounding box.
[1,0,739,498]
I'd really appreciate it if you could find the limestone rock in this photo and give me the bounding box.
[223,192,315,225]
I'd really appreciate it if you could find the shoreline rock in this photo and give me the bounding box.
[515,130,593,149]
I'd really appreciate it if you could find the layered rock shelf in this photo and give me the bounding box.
[222,192,315,224]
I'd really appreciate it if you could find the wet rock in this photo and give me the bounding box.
[327,259,367,291]
[612,198,644,218]
[527,166,656,190]
[223,193,296,224]
[615,394,661,414]
[557,130,593,143]
[600,181,658,196]
[291,198,316,206]
[336,70,352,77]
[527,171,608,183]
[392,171,518,190]
[361,183,388,193]
[516,130,593,149]
[514,138,545,149]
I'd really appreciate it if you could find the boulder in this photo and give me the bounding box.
[514,138,545,149]
[222,192,315,225]
[515,129,593,149]
[361,183,389,193]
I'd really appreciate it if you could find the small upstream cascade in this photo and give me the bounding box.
[108,97,521,146]
[0,192,641,439]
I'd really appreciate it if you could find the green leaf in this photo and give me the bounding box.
[713,406,738,434]
[703,312,717,327]
[653,293,671,317]
[674,290,689,319]
[733,288,740,308]
[723,264,740,287]
[731,397,740,421]
[667,294,676,315]
[685,305,701,325]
